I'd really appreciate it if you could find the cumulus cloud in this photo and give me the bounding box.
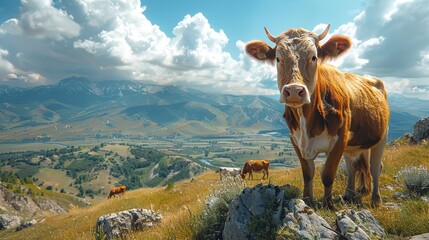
[0,0,81,40]
[0,0,427,96]
[71,1,276,94]
[330,0,429,80]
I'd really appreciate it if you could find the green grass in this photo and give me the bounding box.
[3,141,429,239]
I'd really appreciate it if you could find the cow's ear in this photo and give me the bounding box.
[245,40,276,64]
[318,36,351,61]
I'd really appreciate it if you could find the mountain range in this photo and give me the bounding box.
[0,76,428,142]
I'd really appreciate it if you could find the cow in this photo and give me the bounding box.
[245,24,389,209]
[241,160,270,180]
[108,185,126,199]
[215,167,242,180]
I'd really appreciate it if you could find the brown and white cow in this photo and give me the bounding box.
[215,167,242,180]
[108,185,126,199]
[241,160,270,180]
[245,25,389,208]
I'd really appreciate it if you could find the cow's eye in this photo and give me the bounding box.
[311,56,317,62]
[276,57,280,63]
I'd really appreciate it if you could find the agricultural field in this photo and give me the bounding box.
[0,133,304,203]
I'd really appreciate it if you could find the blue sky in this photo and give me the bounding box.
[0,0,428,99]
[142,0,365,57]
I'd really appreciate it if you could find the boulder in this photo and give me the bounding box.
[222,184,337,240]
[95,208,162,240]
[222,184,386,240]
[15,219,37,231]
[409,233,429,239]
[36,199,67,214]
[0,214,21,230]
[336,209,385,240]
[412,117,429,143]
[4,192,39,213]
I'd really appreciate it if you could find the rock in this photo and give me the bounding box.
[393,192,410,200]
[409,233,429,239]
[385,185,395,191]
[95,208,162,240]
[4,193,39,213]
[0,214,21,230]
[222,184,337,240]
[15,219,37,231]
[36,199,67,214]
[412,117,429,143]
[336,209,385,240]
[383,202,402,210]
[283,199,337,240]
[421,196,429,203]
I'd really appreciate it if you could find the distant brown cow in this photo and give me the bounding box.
[108,185,126,199]
[241,160,270,180]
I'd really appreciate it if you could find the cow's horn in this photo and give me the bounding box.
[264,27,277,43]
[318,24,330,41]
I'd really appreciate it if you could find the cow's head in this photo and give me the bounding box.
[245,25,351,108]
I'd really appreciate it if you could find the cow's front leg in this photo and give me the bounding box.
[292,140,315,206]
[322,137,346,209]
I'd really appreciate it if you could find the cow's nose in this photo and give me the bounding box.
[282,84,308,106]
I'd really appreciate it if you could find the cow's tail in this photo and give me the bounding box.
[354,153,372,196]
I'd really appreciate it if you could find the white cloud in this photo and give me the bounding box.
[336,0,429,79]
[385,78,411,94]
[0,0,81,40]
[0,0,427,97]
[72,1,276,94]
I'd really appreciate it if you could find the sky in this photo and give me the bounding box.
[0,0,428,99]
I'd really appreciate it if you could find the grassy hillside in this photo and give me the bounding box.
[2,141,429,239]
[0,143,206,201]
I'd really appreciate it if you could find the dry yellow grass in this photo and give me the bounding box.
[3,142,429,239]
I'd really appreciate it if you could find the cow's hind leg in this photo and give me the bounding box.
[356,150,371,197]
[370,134,387,206]
[343,151,371,204]
[343,154,357,203]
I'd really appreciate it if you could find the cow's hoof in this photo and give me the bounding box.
[371,195,382,208]
[303,197,315,208]
[322,200,336,210]
[341,194,361,204]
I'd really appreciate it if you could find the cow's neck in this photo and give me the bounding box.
[285,67,342,160]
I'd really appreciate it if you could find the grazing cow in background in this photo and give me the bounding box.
[108,185,126,199]
[215,167,242,180]
[245,24,389,209]
[241,160,270,180]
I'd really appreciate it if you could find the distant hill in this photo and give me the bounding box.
[388,93,429,140]
[0,77,284,142]
[0,77,428,141]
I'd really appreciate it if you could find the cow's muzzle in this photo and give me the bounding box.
[280,84,310,108]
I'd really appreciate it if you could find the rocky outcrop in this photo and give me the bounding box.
[223,184,336,240]
[223,184,385,240]
[0,184,67,223]
[36,199,67,214]
[15,219,37,231]
[336,209,385,240]
[0,214,21,230]
[4,194,40,213]
[411,117,429,143]
[95,208,162,240]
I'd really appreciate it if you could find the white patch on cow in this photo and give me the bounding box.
[290,108,338,161]
[343,152,362,162]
